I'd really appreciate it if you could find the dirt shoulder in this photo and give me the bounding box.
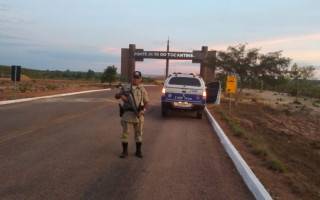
[208,90,320,200]
[0,78,109,101]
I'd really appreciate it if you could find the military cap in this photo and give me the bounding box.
[133,71,142,79]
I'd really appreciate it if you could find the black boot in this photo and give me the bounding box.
[120,142,128,158]
[135,142,143,158]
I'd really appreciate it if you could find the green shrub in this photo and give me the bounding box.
[46,84,57,90]
[252,144,269,157]
[267,156,286,172]
[284,109,291,115]
[300,105,307,111]
[312,99,320,107]
[234,127,246,137]
[19,84,29,93]
[293,99,301,104]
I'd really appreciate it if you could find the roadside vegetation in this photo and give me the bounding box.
[211,44,319,102]
[0,65,156,84]
[208,94,320,199]
[206,44,320,199]
[0,65,155,100]
[0,65,102,80]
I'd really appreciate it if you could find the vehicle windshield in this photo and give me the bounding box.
[168,77,201,87]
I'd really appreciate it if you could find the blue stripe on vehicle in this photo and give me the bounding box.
[162,93,205,104]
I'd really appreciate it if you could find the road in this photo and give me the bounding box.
[0,86,254,200]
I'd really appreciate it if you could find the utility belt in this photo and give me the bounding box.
[124,108,135,112]
[121,104,135,112]
[119,104,143,117]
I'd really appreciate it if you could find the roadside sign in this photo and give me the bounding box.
[11,66,21,82]
[11,65,21,99]
[226,76,237,93]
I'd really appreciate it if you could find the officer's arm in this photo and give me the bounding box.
[115,93,128,102]
[137,101,148,116]
[142,89,149,110]
[143,101,149,110]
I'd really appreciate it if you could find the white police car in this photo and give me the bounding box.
[161,73,206,119]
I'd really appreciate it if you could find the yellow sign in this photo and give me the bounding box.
[226,76,237,93]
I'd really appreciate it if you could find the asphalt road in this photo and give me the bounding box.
[0,86,254,200]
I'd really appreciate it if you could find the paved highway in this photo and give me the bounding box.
[0,86,254,200]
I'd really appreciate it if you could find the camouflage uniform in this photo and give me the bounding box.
[119,83,148,143]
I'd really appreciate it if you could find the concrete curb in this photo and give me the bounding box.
[205,107,272,200]
[0,89,111,105]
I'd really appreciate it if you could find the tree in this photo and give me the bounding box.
[101,65,117,85]
[290,63,315,101]
[256,51,292,88]
[86,69,96,80]
[63,69,71,79]
[216,44,291,104]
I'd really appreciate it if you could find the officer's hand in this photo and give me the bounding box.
[139,110,145,116]
[120,95,128,102]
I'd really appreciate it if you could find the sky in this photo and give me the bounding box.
[1,0,320,79]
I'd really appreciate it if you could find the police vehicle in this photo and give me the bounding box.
[161,73,207,119]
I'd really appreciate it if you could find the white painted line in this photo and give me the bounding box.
[205,107,272,200]
[0,89,111,106]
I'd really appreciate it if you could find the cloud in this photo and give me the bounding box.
[209,33,320,68]
[250,33,320,47]
[100,46,121,56]
[0,3,34,28]
[0,41,42,48]
[26,49,119,63]
[0,3,8,11]
[210,33,320,49]
[0,34,25,40]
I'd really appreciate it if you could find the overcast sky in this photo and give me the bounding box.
[0,0,319,78]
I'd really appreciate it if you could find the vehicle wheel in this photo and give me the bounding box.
[196,110,203,119]
[161,106,167,116]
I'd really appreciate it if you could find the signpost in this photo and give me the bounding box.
[226,76,237,94]
[121,44,216,83]
[226,76,237,113]
[11,65,21,99]
[133,51,196,60]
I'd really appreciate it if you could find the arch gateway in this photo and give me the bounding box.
[121,44,216,83]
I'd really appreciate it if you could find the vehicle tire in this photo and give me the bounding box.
[161,105,167,116]
[196,110,203,119]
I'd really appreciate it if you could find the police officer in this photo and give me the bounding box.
[115,71,149,158]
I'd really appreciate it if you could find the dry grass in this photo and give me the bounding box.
[0,78,108,101]
[208,90,320,200]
